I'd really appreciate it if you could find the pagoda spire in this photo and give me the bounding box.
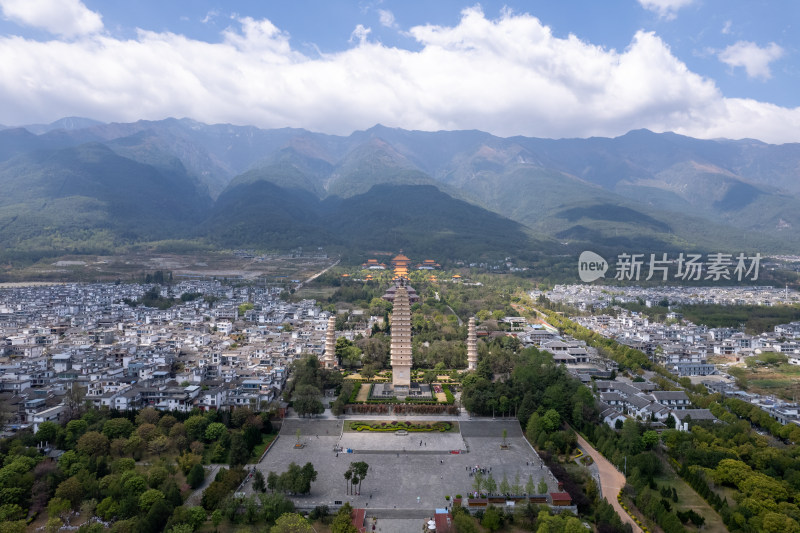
[467,317,478,371]
[323,316,337,369]
[390,280,413,387]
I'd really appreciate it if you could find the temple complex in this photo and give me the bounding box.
[390,252,411,279]
[323,316,337,369]
[389,280,413,388]
[467,317,478,371]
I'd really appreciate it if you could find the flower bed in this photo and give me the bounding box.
[350,420,453,432]
[618,490,651,533]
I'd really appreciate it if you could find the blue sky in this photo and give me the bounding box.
[0,0,797,142]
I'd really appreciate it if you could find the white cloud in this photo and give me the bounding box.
[378,9,396,28]
[349,24,371,45]
[721,20,732,35]
[0,0,102,38]
[201,10,219,25]
[718,41,783,80]
[637,0,694,20]
[0,6,797,143]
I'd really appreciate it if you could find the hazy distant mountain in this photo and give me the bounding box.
[1,117,799,259]
[22,117,106,134]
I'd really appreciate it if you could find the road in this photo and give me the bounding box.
[446,304,463,326]
[575,433,642,533]
[295,259,340,290]
[185,464,223,506]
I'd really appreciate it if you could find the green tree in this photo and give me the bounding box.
[331,503,358,533]
[0,521,27,533]
[228,433,250,466]
[187,506,207,530]
[485,473,497,495]
[620,418,642,454]
[254,470,266,493]
[293,385,324,418]
[481,505,502,531]
[258,493,295,522]
[47,498,71,520]
[76,431,109,458]
[187,463,206,489]
[352,461,369,494]
[541,409,561,432]
[103,417,135,440]
[344,468,353,495]
[138,489,165,512]
[537,479,548,494]
[211,510,223,531]
[35,421,61,445]
[499,473,510,494]
[472,471,484,493]
[55,476,83,509]
[270,512,314,533]
[45,517,63,533]
[204,422,227,442]
[65,419,89,446]
[136,407,161,426]
[525,474,535,495]
[184,415,209,443]
[512,472,522,495]
[641,430,659,450]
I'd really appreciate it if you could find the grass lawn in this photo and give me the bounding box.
[653,471,727,533]
[250,432,278,463]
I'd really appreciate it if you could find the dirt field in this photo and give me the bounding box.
[736,364,800,400]
[0,251,337,285]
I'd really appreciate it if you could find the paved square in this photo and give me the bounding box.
[250,418,558,515]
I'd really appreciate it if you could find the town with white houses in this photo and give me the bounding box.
[0,281,379,436]
[531,284,800,433]
[5,278,800,444]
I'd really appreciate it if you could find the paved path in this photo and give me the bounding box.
[185,464,223,506]
[575,434,642,533]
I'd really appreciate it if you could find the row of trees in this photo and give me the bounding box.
[469,471,548,496]
[343,461,369,495]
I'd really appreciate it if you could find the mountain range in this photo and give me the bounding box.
[1,117,798,261]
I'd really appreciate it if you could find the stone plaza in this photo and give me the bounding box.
[250,417,559,517]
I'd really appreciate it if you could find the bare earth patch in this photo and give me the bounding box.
[355,383,371,402]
